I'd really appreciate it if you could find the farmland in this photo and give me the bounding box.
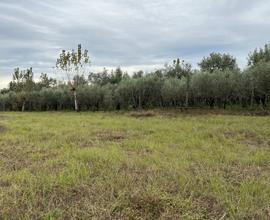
[0,111,270,219]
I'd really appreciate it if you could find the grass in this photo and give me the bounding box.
[0,110,270,219]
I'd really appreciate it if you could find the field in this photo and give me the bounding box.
[0,111,270,219]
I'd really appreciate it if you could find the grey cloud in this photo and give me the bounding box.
[0,0,270,88]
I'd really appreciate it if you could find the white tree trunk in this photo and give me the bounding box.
[74,90,79,112]
[22,100,25,112]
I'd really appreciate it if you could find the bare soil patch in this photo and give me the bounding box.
[248,110,270,116]
[129,111,156,118]
[0,115,10,120]
[194,195,225,219]
[95,129,134,142]
[127,193,166,219]
[0,179,11,188]
[124,147,154,158]
[222,129,268,149]
[223,130,258,139]
[98,130,126,142]
[0,125,7,133]
[66,129,138,147]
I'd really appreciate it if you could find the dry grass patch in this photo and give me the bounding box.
[220,161,270,186]
[129,110,156,118]
[0,115,10,120]
[222,129,258,139]
[193,194,226,219]
[220,129,268,149]
[0,112,270,219]
[0,146,58,172]
[65,134,95,148]
[95,129,134,142]
[0,147,30,171]
[0,179,11,188]
[0,124,7,133]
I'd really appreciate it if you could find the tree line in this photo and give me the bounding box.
[0,44,269,111]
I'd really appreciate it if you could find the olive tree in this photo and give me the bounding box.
[198,53,238,73]
[161,78,186,107]
[248,44,270,66]
[246,61,270,108]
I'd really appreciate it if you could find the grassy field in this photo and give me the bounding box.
[0,111,270,219]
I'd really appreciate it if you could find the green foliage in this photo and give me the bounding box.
[198,52,238,72]
[37,73,57,89]
[89,67,128,86]
[165,58,192,79]
[56,44,90,76]
[1,44,270,111]
[88,68,111,86]
[1,66,269,111]
[161,78,186,106]
[245,61,270,107]
[132,70,144,79]
[114,76,163,109]
[9,67,35,92]
[55,44,90,111]
[248,44,270,66]
[110,67,125,84]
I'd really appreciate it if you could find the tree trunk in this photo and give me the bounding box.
[138,94,142,109]
[73,90,79,112]
[185,91,189,109]
[22,100,25,112]
[131,91,136,108]
[185,74,190,109]
[250,81,255,108]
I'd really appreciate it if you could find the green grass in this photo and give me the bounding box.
[0,111,270,219]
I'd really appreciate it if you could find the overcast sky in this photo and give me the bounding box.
[0,0,270,88]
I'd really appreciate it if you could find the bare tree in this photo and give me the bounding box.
[56,44,90,111]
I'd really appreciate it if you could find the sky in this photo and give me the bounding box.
[0,0,270,88]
